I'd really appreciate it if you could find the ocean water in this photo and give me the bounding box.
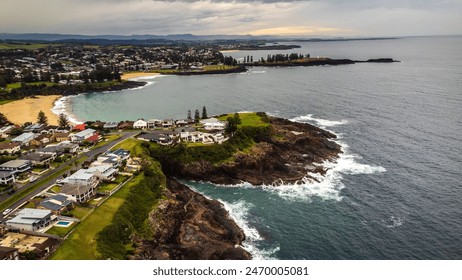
[62,36,462,259]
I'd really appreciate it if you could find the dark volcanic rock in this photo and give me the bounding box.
[134,178,251,260]
[174,116,342,185]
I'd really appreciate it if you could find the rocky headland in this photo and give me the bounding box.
[160,116,342,186]
[134,178,251,260]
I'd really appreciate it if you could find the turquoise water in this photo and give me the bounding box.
[62,37,462,259]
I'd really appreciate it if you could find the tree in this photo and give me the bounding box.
[234,112,241,125]
[202,106,208,119]
[194,109,200,123]
[0,113,10,126]
[187,109,192,120]
[37,110,48,125]
[226,116,238,135]
[58,113,69,128]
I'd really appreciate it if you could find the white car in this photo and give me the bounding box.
[2,208,12,216]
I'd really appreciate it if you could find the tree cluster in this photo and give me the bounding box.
[264,53,310,63]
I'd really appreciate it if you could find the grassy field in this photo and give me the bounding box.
[111,138,146,157]
[70,206,92,220]
[0,43,52,50]
[218,112,269,127]
[202,65,238,71]
[6,82,56,90]
[91,134,121,150]
[49,174,143,260]
[46,223,77,237]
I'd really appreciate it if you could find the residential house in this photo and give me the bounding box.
[147,119,162,129]
[106,148,130,161]
[0,125,15,138]
[0,171,15,185]
[175,119,189,127]
[162,119,174,128]
[200,118,226,131]
[86,164,118,181]
[30,134,51,146]
[103,122,119,130]
[72,124,86,131]
[117,121,134,130]
[53,132,70,142]
[60,169,98,187]
[0,246,19,260]
[41,125,60,134]
[0,142,21,155]
[38,194,73,215]
[70,128,97,143]
[91,121,106,130]
[60,184,96,203]
[138,131,175,145]
[20,153,55,166]
[93,155,122,168]
[0,160,32,174]
[23,123,46,133]
[133,119,148,129]
[11,132,37,146]
[6,208,53,231]
[38,142,78,156]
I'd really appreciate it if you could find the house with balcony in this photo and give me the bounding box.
[0,142,20,155]
[11,132,37,146]
[6,208,53,231]
[86,164,118,181]
[0,171,15,185]
[0,160,32,174]
[70,128,97,143]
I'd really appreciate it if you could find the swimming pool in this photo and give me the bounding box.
[56,221,72,227]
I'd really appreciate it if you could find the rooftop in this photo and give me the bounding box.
[0,159,31,169]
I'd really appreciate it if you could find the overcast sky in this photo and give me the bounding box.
[1,0,461,37]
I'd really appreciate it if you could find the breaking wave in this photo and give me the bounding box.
[260,114,386,202]
[220,199,280,260]
[51,96,83,124]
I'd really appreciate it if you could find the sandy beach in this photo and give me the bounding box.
[121,72,160,80]
[0,95,61,126]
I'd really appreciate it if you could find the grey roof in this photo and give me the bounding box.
[109,148,130,157]
[0,160,31,168]
[103,122,119,128]
[39,195,72,211]
[11,132,36,142]
[7,208,52,225]
[0,171,14,179]
[60,184,94,196]
[20,152,53,162]
[73,128,96,138]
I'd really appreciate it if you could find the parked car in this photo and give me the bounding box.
[2,208,12,216]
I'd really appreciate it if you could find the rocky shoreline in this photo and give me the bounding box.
[162,116,342,186]
[134,178,251,260]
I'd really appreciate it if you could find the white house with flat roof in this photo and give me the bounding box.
[6,208,53,231]
[86,164,117,181]
[70,128,96,143]
[200,118,226,131]
[60,169,98,187]
[0,171,15,185]
[11,132,37,146]
[0,160,32,174]
[60,184,96,203]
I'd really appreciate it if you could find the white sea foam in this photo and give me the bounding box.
[382,215,405,228]
[258,114,386,202]
[219,199,279,260]
[290,114,349,129]
[51,96,83,124]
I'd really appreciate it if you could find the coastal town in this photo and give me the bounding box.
[0,104,232,259]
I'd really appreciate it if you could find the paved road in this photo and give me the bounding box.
[0,132,138,223]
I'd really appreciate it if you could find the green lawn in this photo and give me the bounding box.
[49,185,61,194]
[202,65,238,71]
[6,82,56,90]
[46,223,77,237]
[218,112,269,127]
[91,134,121,150]
[111,138,146,157]
[0,100,13,105]
[0,43,52,50]
[49,174,143,260]
[70,206,92,220]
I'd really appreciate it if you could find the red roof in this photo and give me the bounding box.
[87,134,100,143]
[73,124,86,131]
